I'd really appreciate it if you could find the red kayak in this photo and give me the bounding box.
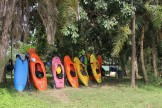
[97,54,102,70]
[64,55,79,88]
[28,48,47,91]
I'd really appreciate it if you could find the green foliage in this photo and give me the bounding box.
[147,72,162,85]
[137,47,162,85]
[56,0,81,47]
[70,0,80,20]
[79,7,89,20]
[19,42,35,54]
[121,3,133,19]
[136,15,143,31]
[36,34,50,56]
[94,0,107,10]
[146,52,162,85]
[97,16,118,31]
[145,3,162,30]
[12,0,162,85]
[69,0,133,57]
[112,25,131,57]
[78,49,86,57]
[57,0,79,32]
[61,23,79,43]
[55,0,134,58]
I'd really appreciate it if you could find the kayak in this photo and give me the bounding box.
[97,54,102,70]
[14,54,28,91]
[64,55,79,88]
[28,49,47,91]
[27,48,36,54]
[79,55,88,70]
[79,55,96,80]
[90,54,102,83]
[97,54,104,76]
[82,54,94,81]
[52,56,64,88]
[74,57,89,86]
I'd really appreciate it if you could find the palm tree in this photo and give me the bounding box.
[145,2,162,77]
[139,19,148,82]
[137,1,162,82]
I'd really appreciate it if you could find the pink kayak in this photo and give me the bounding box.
[52,56,65,88]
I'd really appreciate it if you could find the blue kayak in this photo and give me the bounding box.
[14,54,28,91]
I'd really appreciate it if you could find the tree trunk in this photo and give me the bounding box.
[131,0,136,88]
[0,0,15,83]
[38,0,57,45]
[140,23,148,83]
[135,59,139,78]
[152,42,158,77]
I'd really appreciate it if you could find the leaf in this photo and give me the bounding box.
[111,25,131,57]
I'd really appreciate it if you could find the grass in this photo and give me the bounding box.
[1,75,162,108]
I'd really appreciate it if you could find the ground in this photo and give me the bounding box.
[1,75,162,108]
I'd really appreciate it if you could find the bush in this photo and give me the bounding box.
[19,43,35,54]
[147,72,162,86]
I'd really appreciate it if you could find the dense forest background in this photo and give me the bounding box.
[0,0,162,87]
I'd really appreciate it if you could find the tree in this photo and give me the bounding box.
[145,2,162,77]
[140,20,148,82]
[0,0,15,83]
[37,0,57,45]
[0,0,80,82]
[131,0,137,88]
[136,1,162,82]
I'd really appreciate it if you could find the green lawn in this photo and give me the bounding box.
[1,77,162,108]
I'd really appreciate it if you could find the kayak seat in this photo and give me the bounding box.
[70,71,76,77]
[96,69,100,74]
[56,72,63,79]
[81,70,87,76]
[35,71,44,79]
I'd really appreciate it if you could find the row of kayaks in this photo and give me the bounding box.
[14,48,103,91]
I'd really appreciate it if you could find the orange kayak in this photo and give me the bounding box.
[28,48,36,54]
[64,55,79,88]
[28,49,47,91]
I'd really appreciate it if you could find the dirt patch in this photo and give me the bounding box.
[28,88,71,103]
[50,89,70,103]
[27,77,122,103]
[41,89,70,103]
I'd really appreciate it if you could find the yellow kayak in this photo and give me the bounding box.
[74,57,89,86]
[90,54,102,83]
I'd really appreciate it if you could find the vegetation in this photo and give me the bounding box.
[1,78,162,108]
[0,0,162,107]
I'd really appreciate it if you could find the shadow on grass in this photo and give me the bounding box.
[0,73,54,92]
[1,73,162,92]
[0,73,69,91]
